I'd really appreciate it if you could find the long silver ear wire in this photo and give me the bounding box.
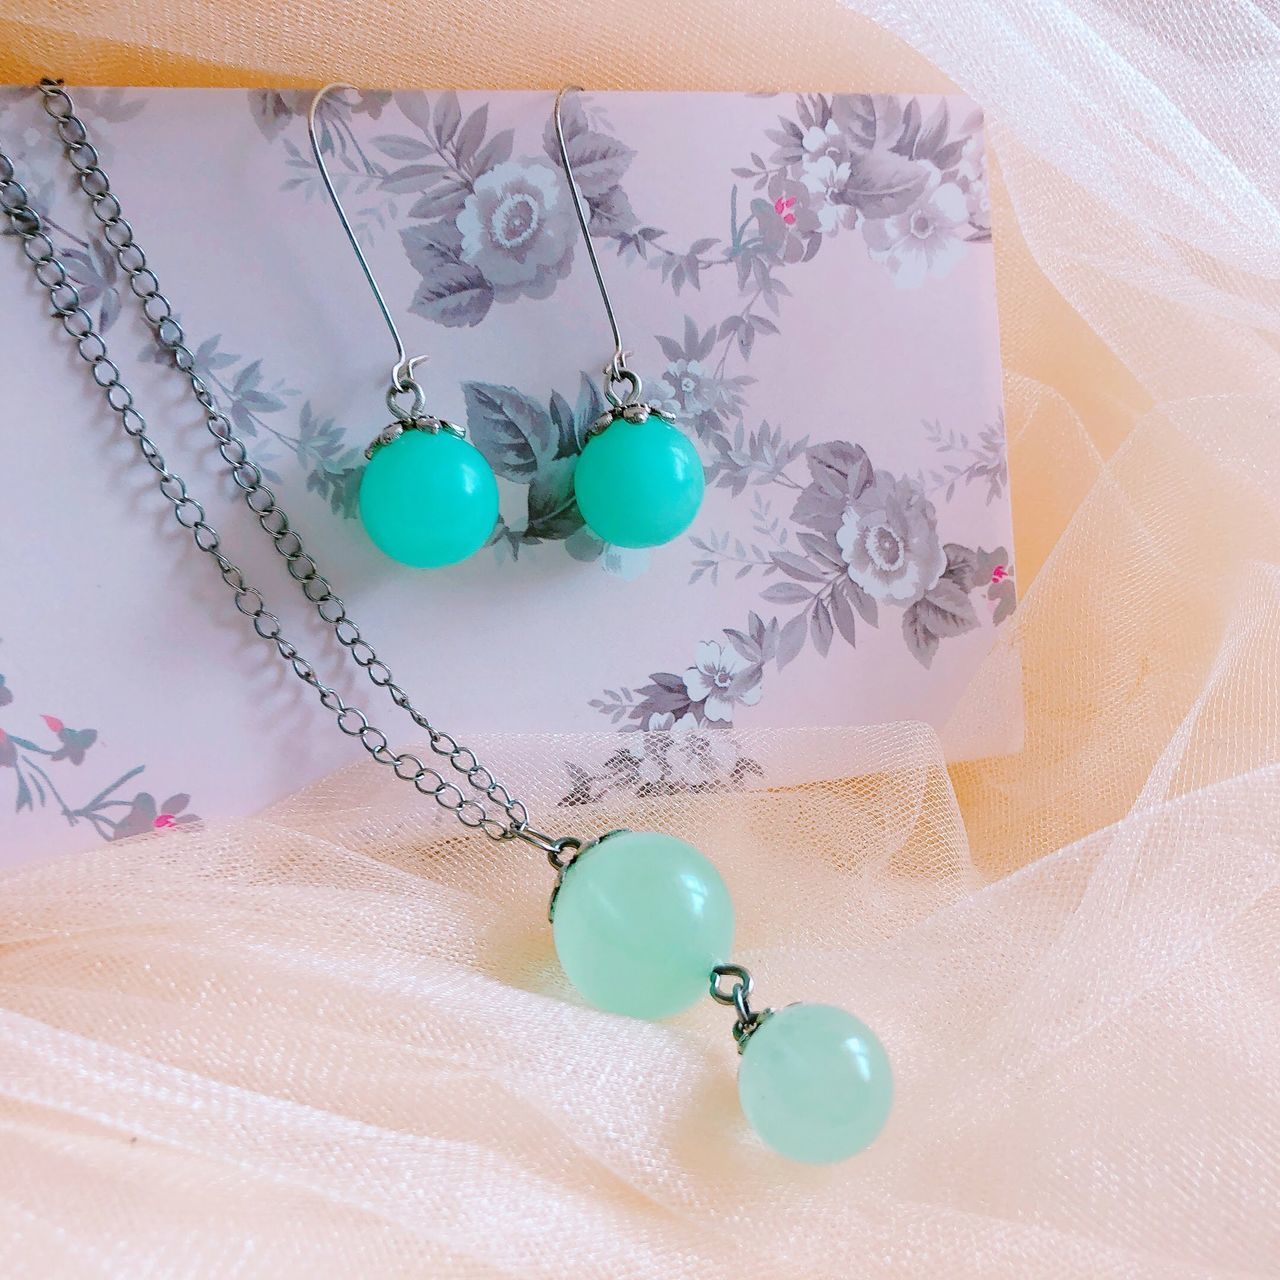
[553,86,674,438]
[308,83,463,455]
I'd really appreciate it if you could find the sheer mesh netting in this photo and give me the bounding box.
[2,1,1279,1276]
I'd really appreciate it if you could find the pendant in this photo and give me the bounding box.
[736,1001,893,1164]
[548,829,893,1162]
[550,829,734,1019]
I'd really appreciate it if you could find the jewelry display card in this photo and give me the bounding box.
[0,87,1015,865]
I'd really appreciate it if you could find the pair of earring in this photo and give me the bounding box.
[307,85,705,569]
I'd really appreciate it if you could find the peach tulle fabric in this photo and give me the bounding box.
[3,3,1280,1276]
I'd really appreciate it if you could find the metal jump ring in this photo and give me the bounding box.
[509,823,583,869]
[604,365,642,409]
[386,380,428,423]
[710,963,754,1008]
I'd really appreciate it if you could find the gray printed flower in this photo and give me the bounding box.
[956,134,984,186]
[658,358,719,416]
[800,118,855,236]
[645,711,698,732]
[801,119,853,169]
[957,136,991,228]
[800,156,852,234]
[456,159,575,302]
[636,713,725,788]
[110,791,199,841]
[683,641,763,723]
[835,470,946,604]
[659,726,742,787]
[861,168,969,288]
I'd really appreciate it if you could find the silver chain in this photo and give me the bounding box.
[0,79,572,854]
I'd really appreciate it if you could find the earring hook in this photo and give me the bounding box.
[553,86,631,390]
[308,83,426,395]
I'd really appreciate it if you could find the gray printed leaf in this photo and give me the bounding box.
[992,579,1017,626]
[838,148,931,219]
[760,581,813,605]
[973,544,1010,583]
[830,94,877,148]
[810,599,834,656]
[573,373,607,440]
[394,91,435,135]
[463,382,556,481]
[83,88,146,124]
[916,578,980,638]
[829,583,859,646]
[548,390,577,459]
[656,334,685,362]
[565,132,635,197]
[587,183,639,235]
[433,92,462,143]
[771,551,828,583]
[452,106,485,172]
[248,90,297,142]
[373,134,435,161]
[942,543,980,591]
[891,97,924,158]
[473,128,515,175]
[902,601,940,668]
[545,100,635,198]
[775,612,808,670]
[402,224,493,327]
[381,163,449,194]
[406,179,471,220]
[796,530,844,569]
[525,458,585,541]
[565,528,605,562]
[238,390,285,415]
[805,441,872,498]
[846,579,879,626]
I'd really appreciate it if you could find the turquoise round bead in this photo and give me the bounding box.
[574,417,704,548]
[738,1003,892,1163]
[552,830,734,1020]
[358,429,499,568]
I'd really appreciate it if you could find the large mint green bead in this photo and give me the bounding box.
[573,417,704,548]
[738,1003,892,1163]
[358,429,498,568]
[552,830,733,1019]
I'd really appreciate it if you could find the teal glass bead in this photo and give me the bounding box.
[552,830,734,1020]
[738,1003,892,1164]
[573,417,704,549]
[358,429,499,568]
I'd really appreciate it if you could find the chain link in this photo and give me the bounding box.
[709,963,773,1051]
[0,80,561,848]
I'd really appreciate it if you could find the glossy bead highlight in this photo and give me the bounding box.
[358,429,499,568]
[552,830,733,1020]
[738,1002,892,1164]
[573,417,704,548]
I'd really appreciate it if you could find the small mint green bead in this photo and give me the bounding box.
[574,418,704,549]
[739,1003,892,1164]
[552,830,733,1020]
[359,430,498,568]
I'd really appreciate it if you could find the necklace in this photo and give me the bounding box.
[0,79,893,1165]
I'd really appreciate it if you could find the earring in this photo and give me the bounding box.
[553,88,705,550]
[308,85,499,568]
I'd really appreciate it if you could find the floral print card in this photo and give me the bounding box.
[0,87,1015,866]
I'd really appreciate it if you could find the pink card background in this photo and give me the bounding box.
[0,88,1015,865]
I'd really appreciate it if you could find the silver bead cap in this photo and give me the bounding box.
[364,416,466,460]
